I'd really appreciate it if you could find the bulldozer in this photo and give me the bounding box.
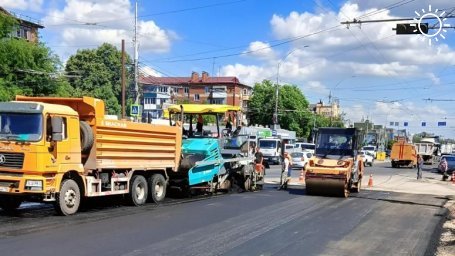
[305,128,364,197]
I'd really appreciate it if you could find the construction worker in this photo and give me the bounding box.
[441,157,449,181]
[279,152,292,190]
[254,147,265,175]
[417,154,423,180]
[196,114,203,134]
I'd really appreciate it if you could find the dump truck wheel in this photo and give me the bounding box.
[0,197,22,213]
[55,179,81,216]
[149,174,166,203]
[128,175,148,206]
[80,121,94,153]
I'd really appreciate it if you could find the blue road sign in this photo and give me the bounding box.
[438,121,447,127]
[421,122,426,127]
[272,130,277,136]
[130,104,141,117]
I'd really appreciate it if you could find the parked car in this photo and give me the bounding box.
[359,150,374,167]
[438,155,455,174]
[291,151,313,169]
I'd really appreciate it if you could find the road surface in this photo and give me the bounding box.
[0,162,450,256]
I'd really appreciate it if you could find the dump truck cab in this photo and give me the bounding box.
[0,99,83,209]
[305,128,364,197]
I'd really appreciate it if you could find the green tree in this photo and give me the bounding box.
[0,12,18,39]
[0,14,71,101]
[249,80,312,137]
[65,43,132,115]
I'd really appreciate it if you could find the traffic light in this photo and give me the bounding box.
[395,23,428,34]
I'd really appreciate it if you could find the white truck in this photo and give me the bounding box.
[258,138,282,165]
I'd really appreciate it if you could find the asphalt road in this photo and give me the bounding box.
[0,162,449,256]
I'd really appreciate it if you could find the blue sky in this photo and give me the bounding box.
[3,0,455,139]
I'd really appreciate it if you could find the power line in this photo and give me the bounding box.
[341,15,455,25]
[153,25,344,63]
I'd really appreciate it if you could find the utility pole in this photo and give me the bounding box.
[133,0,139,105]
[121,39,126,119]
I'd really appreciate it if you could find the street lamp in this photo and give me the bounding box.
[274,45,309,129]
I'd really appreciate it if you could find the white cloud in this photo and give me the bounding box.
[268,2,455,79]
[43,0,175,57]
[244,41,276,60]
[304,81,329,95]
[1,0,43,11]
[220,64,267,86]
[139,66,162,77]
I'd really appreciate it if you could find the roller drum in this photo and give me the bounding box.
[305,177,348,197]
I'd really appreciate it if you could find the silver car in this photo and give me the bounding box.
[291,151,313,169]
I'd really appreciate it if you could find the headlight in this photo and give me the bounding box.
[25,180,43,191]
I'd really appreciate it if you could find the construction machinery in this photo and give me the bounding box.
[166,104,263,193]
[305,128,364,197]
[0,96,182,215]
[414,136,440,164]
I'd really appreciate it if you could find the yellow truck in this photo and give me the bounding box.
[0,96,182,215]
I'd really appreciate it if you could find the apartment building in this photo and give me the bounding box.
[139,71,251,120]
[0,7,44,43]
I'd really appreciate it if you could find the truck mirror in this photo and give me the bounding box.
[51,116,64,142]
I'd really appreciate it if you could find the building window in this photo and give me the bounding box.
[144,98,156,104]
[212,99,225,104]
[194,94,200,101]
[184,87,189,94]
[158,86,168,93]
[205,86,210,94]
[243,88,248,95]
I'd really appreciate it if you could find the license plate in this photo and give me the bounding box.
[0,187,8,192]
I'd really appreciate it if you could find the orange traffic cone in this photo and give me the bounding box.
[368,174,373,187]
[299,168,305,182]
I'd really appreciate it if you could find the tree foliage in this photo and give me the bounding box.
[0,14,71,101]
[65,43,132,115]
[0,12,18,39]
[248,80,312,137]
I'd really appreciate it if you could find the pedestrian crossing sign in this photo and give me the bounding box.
[130,104,141,117]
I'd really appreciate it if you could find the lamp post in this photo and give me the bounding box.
[274,46,309,129]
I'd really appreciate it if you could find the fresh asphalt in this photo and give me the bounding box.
[0,162,449,256]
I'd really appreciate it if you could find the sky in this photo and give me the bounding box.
[2,0,455,139]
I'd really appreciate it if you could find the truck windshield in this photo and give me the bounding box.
[302,144,315,150]
[259,140,277,149]
[0,113,43,142]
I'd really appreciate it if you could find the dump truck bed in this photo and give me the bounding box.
[94,118,182,171]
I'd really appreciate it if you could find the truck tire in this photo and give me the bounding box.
[128,175,148,206]
[0,197,22,213]
[55,179,81,216]
[80,121,94,154]
[149,174,166,203]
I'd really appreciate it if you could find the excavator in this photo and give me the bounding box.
[305,128,364,197]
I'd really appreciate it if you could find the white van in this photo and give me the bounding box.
[299,143,316,154]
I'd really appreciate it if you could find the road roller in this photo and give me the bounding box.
[305,128,364,197]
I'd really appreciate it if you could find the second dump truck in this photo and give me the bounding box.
[305,128,364,197]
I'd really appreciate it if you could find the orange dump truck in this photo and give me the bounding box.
[390,141,417,168]
[0,96,181,215]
